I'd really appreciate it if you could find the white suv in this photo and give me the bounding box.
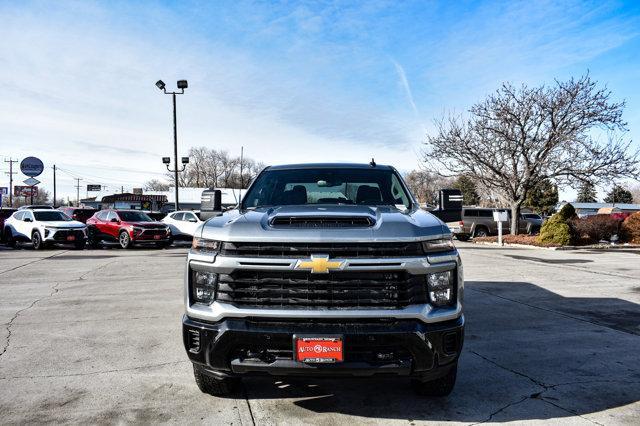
[3,209,87,250]
[162,210,203,241]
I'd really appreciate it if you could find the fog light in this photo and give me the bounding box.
[427,270,454,307]
[192,270,218,304]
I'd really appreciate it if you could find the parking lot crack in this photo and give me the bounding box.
[0,282,61,360]
[538,398,605,426]
[470,395,530,425]
[470,350,549,389]
[471,351,616,426]
[0,251,69,275]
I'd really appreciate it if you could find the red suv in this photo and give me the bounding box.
[86,209,171,249]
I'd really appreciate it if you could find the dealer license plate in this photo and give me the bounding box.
[295,336,343,363]
[66,235,76,241]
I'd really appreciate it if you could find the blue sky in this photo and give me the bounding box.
[1,0,639,200]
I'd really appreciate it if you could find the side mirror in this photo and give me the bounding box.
[110,218,119,223]
[24,217,32,222]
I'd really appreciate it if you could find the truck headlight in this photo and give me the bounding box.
[427,270,455,306]
[422,238,455,253]
[192,238,221,253]
[191,270,218,304]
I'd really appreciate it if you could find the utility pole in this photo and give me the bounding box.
[74,178,82,206]
[4,158,18,207]
[53,165,57,208]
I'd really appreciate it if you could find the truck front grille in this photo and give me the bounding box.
[216,270,427,309]
[220,242,424,258]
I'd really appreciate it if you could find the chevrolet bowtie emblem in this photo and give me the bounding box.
[295,254,344,274]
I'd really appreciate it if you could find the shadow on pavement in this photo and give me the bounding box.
[238,281,640,423]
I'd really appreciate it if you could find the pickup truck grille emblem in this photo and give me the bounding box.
[295,255,344,274]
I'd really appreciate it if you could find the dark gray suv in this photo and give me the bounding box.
[447,208,541,241]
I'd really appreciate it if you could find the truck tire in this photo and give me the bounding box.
[118,231,133,249]
[473,227,489,238]
[32,230,44,250]
[411,363,457,397]
[193,364,240,396]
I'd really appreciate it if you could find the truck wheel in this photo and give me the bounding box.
[118,231,133,249]
[193,364,240,396]
[411,363,457,397]
[473,227,489,238]
[4,229,16,248]
[456,234,470,242]
[32,231,44,250]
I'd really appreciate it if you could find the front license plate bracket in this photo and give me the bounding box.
[294,335,344,363]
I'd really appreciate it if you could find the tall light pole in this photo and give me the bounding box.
[156,79,188,211]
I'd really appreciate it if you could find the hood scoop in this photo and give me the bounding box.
[270,215,374,228]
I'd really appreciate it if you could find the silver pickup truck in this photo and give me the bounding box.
[182,163,464,396]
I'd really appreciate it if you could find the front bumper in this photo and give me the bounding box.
[43,228,87,242]
[183,315,464,380]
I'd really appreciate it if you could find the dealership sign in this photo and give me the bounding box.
[0,187,7,195]
[87,184,101,191]
[20,157,44,177]
[23,177,40,186]
[14,186,38,197]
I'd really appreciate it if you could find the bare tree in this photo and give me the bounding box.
[423,75,640,234]
[143,179,170,191]
[404,169,454,205]
[166,147,264,189]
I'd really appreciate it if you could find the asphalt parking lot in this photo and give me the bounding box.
[1,243,639,425]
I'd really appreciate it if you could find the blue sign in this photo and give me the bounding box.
[20,157,44,177]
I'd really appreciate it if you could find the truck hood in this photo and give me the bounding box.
[199,205,449,243]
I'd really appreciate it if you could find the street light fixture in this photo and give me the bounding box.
[156,79,188,211]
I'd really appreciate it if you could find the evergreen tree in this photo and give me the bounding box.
[604,185,633,203]
[525,179,559,215]
[452,175,480,205]
[576,181,597,203]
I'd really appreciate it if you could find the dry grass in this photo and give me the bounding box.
[472,235,560,247]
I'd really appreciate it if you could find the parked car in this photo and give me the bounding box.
[0,208,18,240]
[86,209,171,249]
[58,207,96,223]
[3,209,87,249]
[162,210,203,240]
[18,204,54,210]
[447,207,535,241]
[143,211,168,221]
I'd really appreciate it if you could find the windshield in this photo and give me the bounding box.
[242,168,412,209]
[118,211,153,222]
[34,211,72,221]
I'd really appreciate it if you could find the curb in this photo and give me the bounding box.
[471,241,640,251]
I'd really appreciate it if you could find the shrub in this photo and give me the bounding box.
[538,203,576,246]
[569,214,622,244]
[621,212,640,244]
